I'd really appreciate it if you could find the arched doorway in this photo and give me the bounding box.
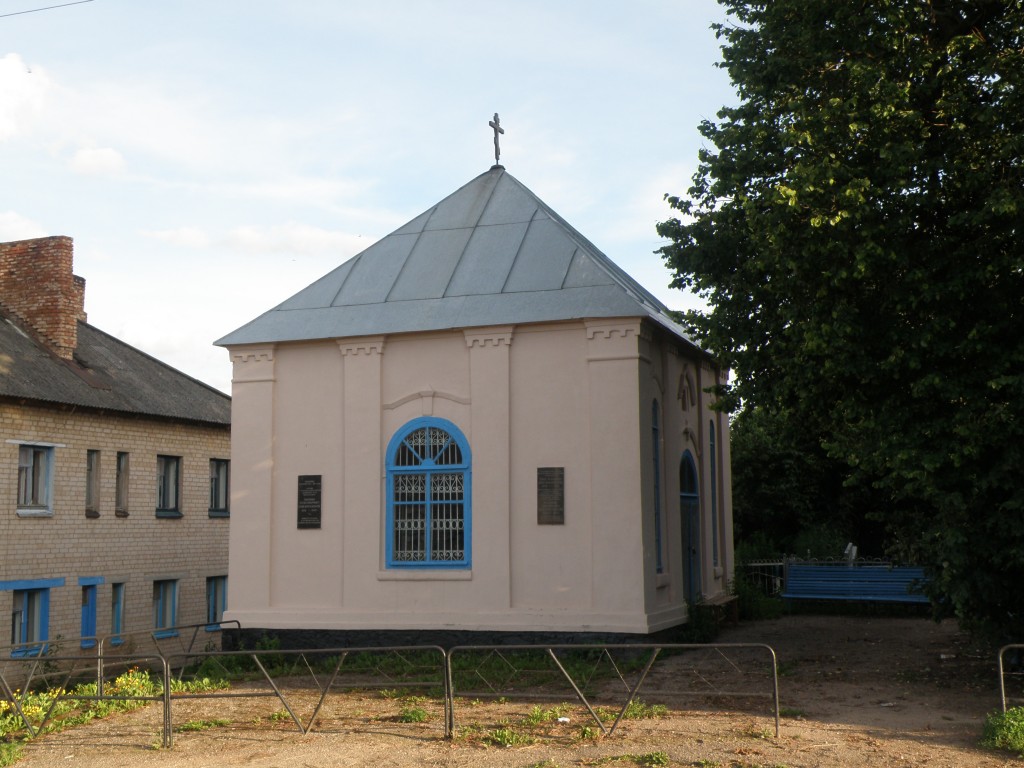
[680,451,701,604]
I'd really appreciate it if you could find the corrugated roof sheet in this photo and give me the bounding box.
[0,314,230,425]
[216,167,694,347]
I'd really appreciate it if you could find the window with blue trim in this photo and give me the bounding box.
[153,579,178,637]
[10,588,49,657]
[386,418,471,568]
[206,576,227,626]
[110,582,125,645]
[80,582,99,648]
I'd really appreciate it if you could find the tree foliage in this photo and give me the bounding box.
[659,0,1024,637]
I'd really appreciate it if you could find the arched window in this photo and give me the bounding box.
[652,400,664,574]
[386,418,471,568]
[680,451,701,604]
[709,420,719,568]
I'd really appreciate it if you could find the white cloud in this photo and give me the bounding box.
[0,54,50,141]
[0,211,48,241]
[141,226,211,249]
[225,222,366,257]
[69,146,125,175]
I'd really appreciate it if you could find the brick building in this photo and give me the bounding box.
[0,236,231,657]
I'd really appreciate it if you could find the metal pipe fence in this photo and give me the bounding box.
[0,653,171,746]
[447,642,780,738]
[2,638,780,747]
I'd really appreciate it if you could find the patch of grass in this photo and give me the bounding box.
[778,706,805,718]
[623,699,668,719]
[485,726,534,747]
[740,724,774,740]
[596,699,668,723]
[982,706,1024,753]
[397,706,430,723]
[0,741,22,768]
[175,718,230,733]
[776,660,798,677]
[598,753,670,767]
[523,704,573,727]
[693,759,722,768]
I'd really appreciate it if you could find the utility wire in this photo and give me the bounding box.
[0,0,94,19]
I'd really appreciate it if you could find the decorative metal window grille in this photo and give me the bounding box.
[387,420,470,567]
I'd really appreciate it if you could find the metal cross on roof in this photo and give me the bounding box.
[489,113,504,167]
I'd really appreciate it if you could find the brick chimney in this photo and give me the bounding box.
[0,236,87,360]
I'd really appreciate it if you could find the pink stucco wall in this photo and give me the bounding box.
[225,318,732,634]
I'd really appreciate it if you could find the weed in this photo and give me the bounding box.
[523,703,573,727]
[778,706,805,718]
[175,718,229,733]
[269,709,290,722]
[397,706,429,723]
[694,759,722,768]
[982,706,1024,753]
[0,742,22,768]
[526,760,561,768]
[741,724,774,740]
[630,752,669,767]
[577,724,600,741]
[378,688,400,699]
[776,660,798,677]
[599,753,669,767]
[623,699,668,719]
[485,726,534,747]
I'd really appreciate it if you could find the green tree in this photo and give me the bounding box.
[659,1,1024,637]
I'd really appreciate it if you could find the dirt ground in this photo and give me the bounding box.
[11,614,1024,767]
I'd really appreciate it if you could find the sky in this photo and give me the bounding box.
[0,0,735,394]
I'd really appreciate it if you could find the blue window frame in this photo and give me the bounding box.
[3,578,63,657]
[206,576,227,627]
[79,577,103,649]
[385,417,471,568]
[110,582,125,645]
[652,400,664,574]
[153,579,178,637]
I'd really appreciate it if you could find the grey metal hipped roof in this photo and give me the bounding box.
[216,167,693,348]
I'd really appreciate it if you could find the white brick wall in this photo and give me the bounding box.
[0,401,230,654]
